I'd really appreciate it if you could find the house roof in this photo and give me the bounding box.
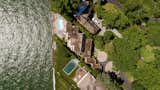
[76,14,100,34]
[73,67,96,90]
[83,39,93,57]
[84,57,102,69]
[73,67,106,90]
[66,23,85,55]
[73,67,88,83]
[65,23,94,57]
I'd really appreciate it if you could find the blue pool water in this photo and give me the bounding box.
[63,60,78,75]
[56,17,64,31]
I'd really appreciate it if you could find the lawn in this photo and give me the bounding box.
[53,36,79,90]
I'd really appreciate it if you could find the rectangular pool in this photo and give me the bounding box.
[63,59,79,75]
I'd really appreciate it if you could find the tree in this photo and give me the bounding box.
[106,26,146,71]
[51,0,80,20]
[103,31,115,43]
[94,36,105,50]
[118,0,160,23]
[132,80,146,90]
[97,73,123,90]
[94,3,130,29]
[132,59,160,90]
[94,31,115,50]
[145,21,160,46]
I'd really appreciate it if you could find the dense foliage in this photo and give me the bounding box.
[106,23,160,89]
[95,3,130,29]
[106,26,146,71]
[94,31,115,50]
[118,0,160,23]
[93,1,160,89]
[146,21,160,46]
[51,0,80,20]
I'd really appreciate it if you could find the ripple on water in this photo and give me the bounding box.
[0,0,53,90]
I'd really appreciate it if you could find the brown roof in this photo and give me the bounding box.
[84,57,102,69]
[74,68,88,83]
[66,23,85,55]
[76,15,100,34]
[66,23,94,57]
[66,23,80,38]
[83,39,93,57]
[74,68,106,90]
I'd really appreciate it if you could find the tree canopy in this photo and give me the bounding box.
[106,26,146,71]
[51,0,80,20]
[94,31,115,50]
[94,3,130,29]
[118,0,160,23]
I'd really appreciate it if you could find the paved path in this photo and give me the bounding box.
[120,72,131,90]
[109,29,123,38]
[53,68,56,90]
[149,17,160,21]
[107,0,122,9]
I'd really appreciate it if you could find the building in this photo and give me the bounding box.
[76,14,100,34]
[83,39,93,57]
[65,23,85,55]
[73,67,105,90]
[74,0,101,34]
[84,57,102,70]
[65,23,94,57]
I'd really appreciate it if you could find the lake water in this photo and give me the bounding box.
[0,0,53,90]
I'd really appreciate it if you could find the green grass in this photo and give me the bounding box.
[53,36,79,90]
[69,67,78,79]
[146,21,160,46]
[140,45,155,62]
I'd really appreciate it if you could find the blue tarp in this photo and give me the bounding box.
[76,2,87,16]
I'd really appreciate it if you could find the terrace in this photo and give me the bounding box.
[53,13,67,39]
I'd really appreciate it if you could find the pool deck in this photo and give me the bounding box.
[53,13,67,39]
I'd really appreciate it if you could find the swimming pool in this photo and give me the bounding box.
[63,59,79,75]
[56,17,64,31]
